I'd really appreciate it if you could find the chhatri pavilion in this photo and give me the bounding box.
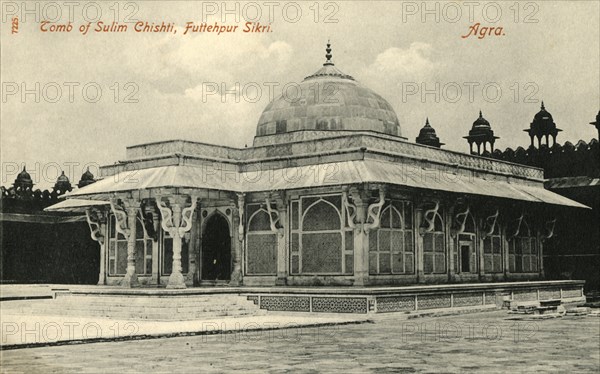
[48,44,586,293]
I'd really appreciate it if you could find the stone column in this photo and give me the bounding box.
[346,188,368,287]
[415,205,424,283]
[502,225,510,281]
[171,202,185,287]
[85,208,108,285]
[447,206,456,282]
[110,198,140,288]
[478,227,486,280]
[230,193,245,286]
[123,200,140,287]
[185,210,200,285]
[417,200,440,284]
[143,204,161,285]
[354,228,370,287]
[539,218,555,280]
[275,196,288,286]
[345,187,385,287]
[156,195,197,289]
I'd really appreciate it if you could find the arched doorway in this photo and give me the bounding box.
[201,214,232,281]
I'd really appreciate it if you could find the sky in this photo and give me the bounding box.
[1,0,599,189]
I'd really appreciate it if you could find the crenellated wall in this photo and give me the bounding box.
[487,139,599,179]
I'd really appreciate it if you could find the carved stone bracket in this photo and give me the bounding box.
[110,197,140,288]
[508,212,525,238]
[419,200,440,236]
[481,208,500,238]
[265,193,285,237]
[542,218,557,240]
[364,188,386,232]
[156,195,197,237]
[109,198,131,239]
[141,203,160,241]
[451,204,470,238]
[342,191,358,229]
[85,207,109,285]
[85,208,107,244]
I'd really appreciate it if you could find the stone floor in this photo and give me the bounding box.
[1,310,598,373]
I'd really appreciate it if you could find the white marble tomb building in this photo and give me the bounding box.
[49,44,586,290]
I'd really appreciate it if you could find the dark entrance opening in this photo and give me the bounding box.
[460,243,471,273]
[201,214,231,281]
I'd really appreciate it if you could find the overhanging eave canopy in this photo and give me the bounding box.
[44,198,110,213]
[57,161,588,209]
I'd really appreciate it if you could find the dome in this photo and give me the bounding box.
[255,43,401,139]
[15,167,33,184]
[416,118,443,148]
[534,102,553,121]
[78,168,96,188]
[464,111,499,155]
[54,171,72,193]
[469,110,492,136]
[525,102,561,137]
[56,171,69,183]
[14,166,34,190]
[465,111,498,140]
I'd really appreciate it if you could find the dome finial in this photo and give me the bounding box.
[479,110,483,118]
[324,40,333,66]
[541,100,545,110]
[425,117,430,126]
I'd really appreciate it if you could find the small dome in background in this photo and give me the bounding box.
[78,168,96,188]
[54,171,72,194]
[416,118,444,148]
[524,102,562,147]
[15,167,33,184]
[14,166,34,190]
[464,111,499,155]
[470,111,492,134]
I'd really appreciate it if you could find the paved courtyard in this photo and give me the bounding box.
[1,310,599,373]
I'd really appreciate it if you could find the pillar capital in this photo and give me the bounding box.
[156,194,197,237]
